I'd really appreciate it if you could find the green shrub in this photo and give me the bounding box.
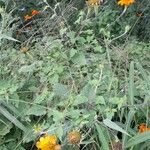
[0,0,150,149]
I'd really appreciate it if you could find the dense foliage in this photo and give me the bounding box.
[0,0,150,150]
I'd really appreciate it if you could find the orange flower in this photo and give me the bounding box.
[24,15,32,21]
[118,0,135,6]
[138,123,150,133]
[31,10,40,16]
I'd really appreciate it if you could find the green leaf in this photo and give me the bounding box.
[0,34,20,42]
[81,83,95,100]
[18,64,36,73]
[136,62,150,89]
[52,110,64,122]
[0,120,13,136]
[53,83,69,98]
[103,118,130,136]
[55,126,63,140]
[96,96,106,105]
[26,105,46,116]
[125,131,150,148]
[34,87,48,104]
[122,109,135,146]
[95,123,110,150]
[0,105,26,131]
[72,52,86,66]
[70,48,77,58]
[73,95,88,105]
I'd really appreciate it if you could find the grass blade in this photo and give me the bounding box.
[125,131,150,148]
[128,61,134,105]
[122,109,135,147]
[95,123,110,150]
[0,105,26,131]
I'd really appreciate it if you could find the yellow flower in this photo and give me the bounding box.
[86,0,101,6]
[33,124,42,133]
[36,134,61,150]
[67,131,81,144]
[118,0,135,6]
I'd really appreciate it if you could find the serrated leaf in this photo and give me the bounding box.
[0,121,13,136]
[26,105,46,116]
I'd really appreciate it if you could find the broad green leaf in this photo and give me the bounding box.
[96,96,106,105]
[70,48,77,58]
[103,118,130,136]
[34,87,48,104]
[73,95,88,105]
[72,52,86,66]
[52,110,64,122]
[81,83,95,100]
[53,83,69,98]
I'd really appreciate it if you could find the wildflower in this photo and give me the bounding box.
[86,0,102,6]
[31,10,40,16]
[33,124,42,134]
[138,123,150,133]
[20,47,29,53]
[24,15,32,21]
[36,134,61,150]
[67,131,81,144]
[117,0,135,6]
